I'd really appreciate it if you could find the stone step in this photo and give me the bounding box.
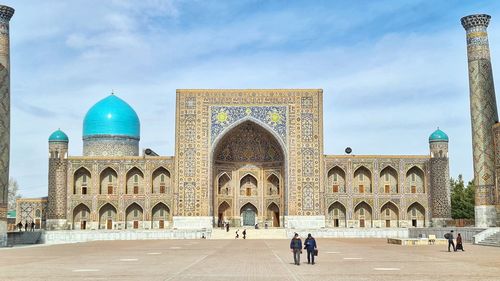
[477,242,500,247]
[210,228,286,239]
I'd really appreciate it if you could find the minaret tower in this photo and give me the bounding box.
[47,129,69,230]
[429,128,452,227]
[0,4,14,247]
[461,14,498,227]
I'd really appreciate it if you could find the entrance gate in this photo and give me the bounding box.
[242,208,256,226]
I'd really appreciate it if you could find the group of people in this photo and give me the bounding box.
[16,220,36,232]
[235,229,247,239]
[290,233,318,265]
[446,230,465,252]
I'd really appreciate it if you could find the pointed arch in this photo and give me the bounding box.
[125,202,144,229]
[353,166,372,193]
[217,172,231,195]
[240,202,258,226]
[100,167,118,195]
[152,167,171,194]
[327,166,346,193]
[240,174,258,197]
[73,167,92,195]
[266,202,280,227]
[327,201,347,227]
[72,203,91,230]
[151,202,170,229]
[407,202,426,227]
[354,201,373,228]
[380,201,399,227]
[98,203,117,230]
[406,166,425,193]
[380,166,399,193]
[126,167,144,194]
[266,174,280,195]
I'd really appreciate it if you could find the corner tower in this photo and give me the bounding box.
[83,94,140,156]
[0,4,14,247]
[46,129,69,230]
[461,14,498,227]
[429,128,452,226]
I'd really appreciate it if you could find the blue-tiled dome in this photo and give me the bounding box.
[83,94,140,139]
[48,129,69,142]
[429,128,449,142]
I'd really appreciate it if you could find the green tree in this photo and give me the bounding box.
[450,175,475,219]
[8,177,22,211]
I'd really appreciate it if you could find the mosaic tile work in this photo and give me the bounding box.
[211,106,287,144]
[462,15,498,208]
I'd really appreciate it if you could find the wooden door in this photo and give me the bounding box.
[385,220,390,227]
[360,219,365,228]
[334,219,339,227]
[81,221,86,230]
[133,221,139,229]
[108,186,113,194]
[412,219,417,227]
[273,211,279,227]
[159,220,164,229]
[35,219,41,229]
[107,219,112,229]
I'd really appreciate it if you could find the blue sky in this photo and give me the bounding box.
[3,0,500,197]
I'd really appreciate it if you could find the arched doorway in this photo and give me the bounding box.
[73,203,90,230]
[151,203,170,229]
[407,202,426,227]
[125,203,143,229]
[99,203,117,230]
[380,201,399,227]
[354,201,373,228]
[267,202,280,227]
[218,201,230,227]
[212,120,285,227]
[241,203,258,226]
[327,202,346,227]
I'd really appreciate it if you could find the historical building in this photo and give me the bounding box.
[44,90,452,231]
[15,197,48,230]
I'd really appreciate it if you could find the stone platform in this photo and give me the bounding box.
[387,238,447,246]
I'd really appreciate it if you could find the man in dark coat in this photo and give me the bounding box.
[304,233,317,264]
[446,230,456,252]
[290,233,302,265]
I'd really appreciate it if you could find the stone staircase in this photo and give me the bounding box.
[210,228,287,239]
[7,231,42,246]
[476,230,500,247]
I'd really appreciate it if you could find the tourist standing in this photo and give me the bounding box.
[17,222,22,232]
[445,230,456,252]
[24,220,28,232]
[304,233,317,265]
[243,229,247,239]
[30,221,35,231]
[456,233,465,251]
[235,229,239,239]
[290,233,302,265]
[226,222,230,232]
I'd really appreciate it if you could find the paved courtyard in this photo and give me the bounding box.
[0,238,499,281]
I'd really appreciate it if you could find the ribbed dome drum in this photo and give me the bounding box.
[82,94,140,156]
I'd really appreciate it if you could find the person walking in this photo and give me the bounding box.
[243,229,247,239]
[30,221,35,231]
[304,233,317,265]
[290,233,302,265]
[456,233,465,251]
[226,222,230,232]
[235,229,239,239]
[24,220,28,232]
[445,230,456,252]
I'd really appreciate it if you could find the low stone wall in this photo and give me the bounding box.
[42,229,211,245]
[287,228,409,239]
[408,227,485,243]
[387,238,447,246]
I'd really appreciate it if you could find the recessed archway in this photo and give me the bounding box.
[125,203,143,229]
[380,201,399,227]
[266,202,280,227]
[407,202,426,227]
[240,203,258,226]
[354,201,373,228]
[327,201,347,227]
[73,203,90,230]
[211,120,285,227]
[98,203,117,230]
[151,202,170,229]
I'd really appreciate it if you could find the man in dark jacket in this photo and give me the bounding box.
[304,233,317,264]
[290,233,302,265]
[447,230,456,252]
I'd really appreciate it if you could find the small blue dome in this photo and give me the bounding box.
[429,128,449,142]
[83,94,140,139]
[49,129,69,142]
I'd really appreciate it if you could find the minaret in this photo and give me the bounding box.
[429,128,452,227]
[46,129,69,230]
[461,14,498,227]
[0,4,14,247]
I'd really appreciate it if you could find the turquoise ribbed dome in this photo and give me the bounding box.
[429,128,449,142]
[83,94,140,139]
[48,129,69,142]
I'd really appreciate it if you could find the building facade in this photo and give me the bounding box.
[45,90,452,231]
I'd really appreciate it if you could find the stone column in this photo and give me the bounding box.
[0,5,14,247]
[461,14,498,227]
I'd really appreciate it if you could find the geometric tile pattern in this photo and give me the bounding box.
[462,14,498,207]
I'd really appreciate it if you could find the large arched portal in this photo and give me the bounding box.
[212,120,285,227]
